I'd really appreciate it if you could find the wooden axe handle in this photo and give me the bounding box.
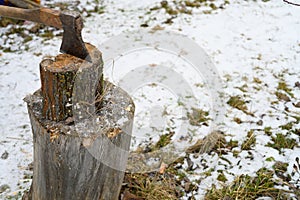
[0,6,62,29]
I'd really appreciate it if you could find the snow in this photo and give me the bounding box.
[1,0,300,199]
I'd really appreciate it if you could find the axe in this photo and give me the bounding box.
[0,5,91,61]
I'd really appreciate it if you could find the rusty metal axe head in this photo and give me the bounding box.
[59,10,91,62]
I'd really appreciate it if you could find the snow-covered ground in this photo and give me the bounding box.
[0,0,300,199]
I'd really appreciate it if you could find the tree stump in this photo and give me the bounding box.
[23,44,134,200]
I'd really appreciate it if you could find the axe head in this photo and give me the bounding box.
[59,10,91,62]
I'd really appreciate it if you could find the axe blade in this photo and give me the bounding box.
[59,10,91,62]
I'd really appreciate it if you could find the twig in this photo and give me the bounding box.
[283,0,300,6]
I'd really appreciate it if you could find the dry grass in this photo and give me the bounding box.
[122,172,181,200]
[267,133,297,153]
[241,130,256,150]
[205,168,289,200]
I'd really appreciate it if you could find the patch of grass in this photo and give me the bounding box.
[233,117,242,124]
[271,100,279,105]
[202,168,214,177]
[279,122,294,131]
[45,0,105,16]
[232,150,240,157]
[187,107,210,126]
[266,157,275,162]
[209,133,239,155]
[291,115,300,124]
[227,95,247,111]
[0,17,23,27]
[23,36,33,43]
[184,0,201,8]
[277,81,294,98]
[186,131,233,155]
[209,3,218,10]
[146,0,229,25]
[292,128,300,136]
[275,91,290,102]
[154,132,175,149]
[267,133,297,153]
[253,77,262,84]
[227,95,254,116]
[93,5,105,15]
[0,184,10,193]
[241,130,256,150]
[205,168,288,199]
[217,171,227,182]
[208,133,227,154]
[164,157,186,178]
[2,47,17,53]
[264,126,272,136]
[40,30,54,39]
[253,85,262,91]
[273,161,289,181]
[122,172,182,200]
[140,131,175,153]
[236,84,248,93]
[228,140,239,149]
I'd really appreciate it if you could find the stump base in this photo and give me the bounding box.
[23,82,134,200]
